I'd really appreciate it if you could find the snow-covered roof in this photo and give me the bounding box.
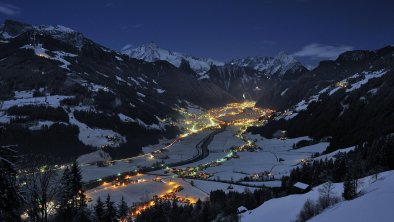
[238,206,248,213]
[293,182,309,190]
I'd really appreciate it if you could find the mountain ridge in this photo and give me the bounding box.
[121,42,224,78]
[122,42,308,80]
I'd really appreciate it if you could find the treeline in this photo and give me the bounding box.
[250,69,394,152]
[8,105,69,122]
[74,110,120,130]
[293,139,321,149]
[136,189,275,222]
[283,134,394,221]
[282,134,394,189]
[0,123,93,161]
[0,145,133,222]
[73,109,179,160]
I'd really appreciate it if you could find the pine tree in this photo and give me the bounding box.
[58,166,72,220]
[57,161,90,221]
[0,145,22,222]
[70,161,87,210]
[118,196,129,221]
[94,197,105,222]
[104,194,117,222]
[342,179,357,200]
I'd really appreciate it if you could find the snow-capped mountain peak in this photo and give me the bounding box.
[229,52,307,79]
[122,41,175,63]
[121,42,224,76]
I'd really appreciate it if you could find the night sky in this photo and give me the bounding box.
[1,0,394,66]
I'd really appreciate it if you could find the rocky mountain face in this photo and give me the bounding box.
[228,52,308,80]
[256,46,394,110]
[121,42,224,78]
[122,43,309,100]
[0,20,235,161]
[250,45,394,151]
[206,64,274,100]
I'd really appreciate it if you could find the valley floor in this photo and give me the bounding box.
[84,125,332,213]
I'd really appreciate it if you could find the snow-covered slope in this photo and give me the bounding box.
[242,170,394,222]
[0,20,85,49]
[309,171,394,222]
[121,42,223,76]
[229,52,307,79]
[272,69,388,122]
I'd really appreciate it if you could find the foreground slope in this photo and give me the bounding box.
[242,170,394,222]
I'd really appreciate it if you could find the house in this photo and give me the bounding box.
[237,206,248,214]
[272,129,287,139]
[293,182,310,193]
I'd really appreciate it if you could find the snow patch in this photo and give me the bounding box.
[77,150,111,164]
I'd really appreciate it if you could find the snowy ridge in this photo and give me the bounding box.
[0,20,85,49]
[68,111,126,148]
[121,42,224,76]
[274,69,388,121]
[229,51,307,78]
[20,44,78,70]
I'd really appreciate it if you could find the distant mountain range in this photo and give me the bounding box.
[121,42,308,80]
[121,42,223,78]
[228,52,308,79]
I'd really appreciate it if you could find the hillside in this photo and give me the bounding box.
[250,45,394,151]
[242,170,394,222]
[0,20,235,161]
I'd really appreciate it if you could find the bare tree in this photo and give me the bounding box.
[318,181,336,209]
[296,199,318,222]
[22,159,61,222]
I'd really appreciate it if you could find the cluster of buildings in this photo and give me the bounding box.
[100,134,123,148]
[170,167,212,179]
[247,171,275,182]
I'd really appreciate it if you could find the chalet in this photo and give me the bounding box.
[273,129,287,140]
[292,182,310,193]
[237,206,248,214]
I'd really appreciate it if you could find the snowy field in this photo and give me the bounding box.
[87,173,258,206]
[85,127,332,206]
[208,126,244,152]
[87,175,170,205]
[163,130,212,162]
[310,171,394,222]
[239,181,282,187]
[241,170,394,222]
[81,130,212,182]
[82,112,341,211]
[0,93,73,110]
[174,127,243,169]
[203,135,329,181]
[314,146,355,161]
[185,179,258,194]
[69,112,126,148]
[86,174,208,206]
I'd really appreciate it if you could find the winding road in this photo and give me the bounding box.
[84,125,226,189]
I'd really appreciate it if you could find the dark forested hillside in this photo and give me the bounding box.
[250,46,394,152]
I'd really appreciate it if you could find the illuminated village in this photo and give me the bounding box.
[83,101,279,218]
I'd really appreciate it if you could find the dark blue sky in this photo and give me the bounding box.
[1,0,394,66]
